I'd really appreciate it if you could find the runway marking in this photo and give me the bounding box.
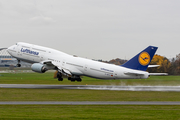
[0,101,180,105]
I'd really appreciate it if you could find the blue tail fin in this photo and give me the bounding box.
[121,46,158,71]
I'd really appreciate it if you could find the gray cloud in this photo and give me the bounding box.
[0,0,180,60]
[29,15,55,25]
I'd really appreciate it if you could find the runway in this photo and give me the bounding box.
[1,84,180,105]
[0,101,180,105]
[1,84,180,91]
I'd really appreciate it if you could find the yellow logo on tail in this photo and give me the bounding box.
[139,52,150,66]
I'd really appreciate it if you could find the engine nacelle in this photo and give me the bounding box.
[31,63,48,73]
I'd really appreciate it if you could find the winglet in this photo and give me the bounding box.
[121,46,158,71]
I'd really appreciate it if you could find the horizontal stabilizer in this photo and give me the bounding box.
[148,65,160,68]
[149,73,168,76]
[124,72,145,76]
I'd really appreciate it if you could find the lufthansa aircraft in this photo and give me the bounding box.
[7,42,158,82]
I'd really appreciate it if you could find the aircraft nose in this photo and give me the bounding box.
[7,46,12,51]
[7,45,16,54]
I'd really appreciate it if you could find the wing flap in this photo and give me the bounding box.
[57,66,72,75]
[40,60,83,76]
[41,60,54,66]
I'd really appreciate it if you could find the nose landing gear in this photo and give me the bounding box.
[16,60,21,67]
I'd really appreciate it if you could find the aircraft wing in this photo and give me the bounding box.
[40,60,83,76]
[41,60,54,65]
[56,66,72,75]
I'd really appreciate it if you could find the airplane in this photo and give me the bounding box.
[7,42,158,82]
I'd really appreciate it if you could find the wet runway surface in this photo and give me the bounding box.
[1,84,180,91]
[1,84,180,105]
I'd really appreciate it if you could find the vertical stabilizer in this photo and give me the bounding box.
[121,46,158,71]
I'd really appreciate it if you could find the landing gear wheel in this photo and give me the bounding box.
[71,79,75,82]
[58,77,63,81]
[17,60,21,67]
[77,78,82,82]
[70,75,82,82]
[17,64,21,67]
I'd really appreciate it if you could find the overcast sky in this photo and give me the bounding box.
[0,0,180,60]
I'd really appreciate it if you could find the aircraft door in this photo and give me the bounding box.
[62,59,66,66]
[17,44,22,57]
[40,53,45,62]
[114,72,118,79]
[84,64,88,71]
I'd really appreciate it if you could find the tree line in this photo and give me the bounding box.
[147,54,180,75]
[105,54,180,75]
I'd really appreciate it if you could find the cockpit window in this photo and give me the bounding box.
[16,43,19,46]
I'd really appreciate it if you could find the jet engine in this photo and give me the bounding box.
[31,63,48,73]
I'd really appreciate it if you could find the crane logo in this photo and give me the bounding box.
[139,52,150,66]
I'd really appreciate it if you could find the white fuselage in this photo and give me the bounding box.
[7,42,149,79]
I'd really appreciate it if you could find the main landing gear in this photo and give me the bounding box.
[68,75,82,82]
[56,71,82,82]
[57,72,63,81]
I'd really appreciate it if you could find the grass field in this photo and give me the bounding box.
[1,72,180,119]
[1,105,180,120]
[1,72,180,85]
[1,73,180,102]
[1,89,180,101]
